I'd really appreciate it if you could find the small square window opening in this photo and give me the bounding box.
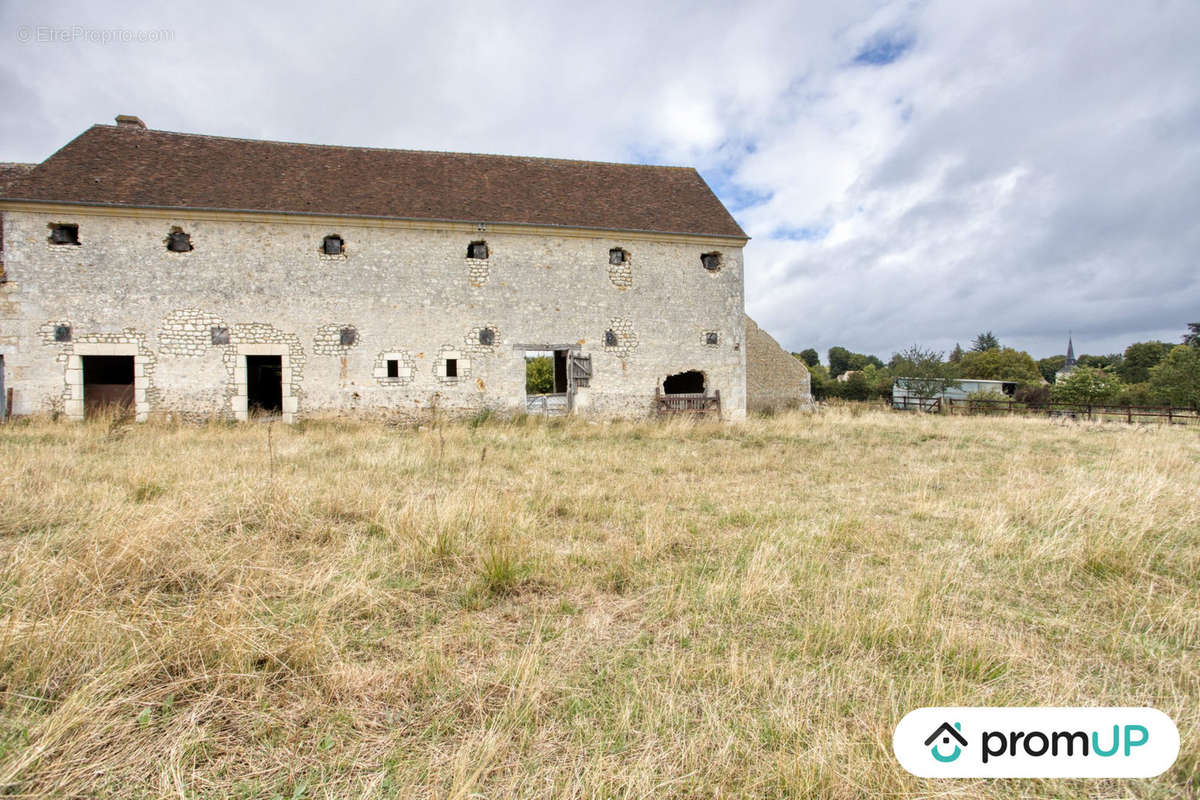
[479,327,495,346]
[386,359,399,378]
[48,224,80,246]
[323,235,344,255]
[166,228,193,252]
[211,326,230,345]
[468,241,489,259]
[339,327,357,347]
[445,358,458,378]
[706,332,719,346]
[54,324,72,342]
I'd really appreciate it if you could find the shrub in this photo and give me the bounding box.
[840,371,872,401]
[1113,382,1157,407]
[1014,384,1050,407]
[966,390,1009,414]
[1051,366,1121,405]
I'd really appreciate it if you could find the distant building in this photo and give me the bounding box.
[1055,336,1078,383]
[892,378,1018,410]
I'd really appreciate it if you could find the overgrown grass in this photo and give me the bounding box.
[0,407,1196,798]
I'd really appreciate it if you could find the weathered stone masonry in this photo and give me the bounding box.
[0,211,747,420]
[0,120,757,422]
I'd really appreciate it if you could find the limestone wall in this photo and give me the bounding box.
[745,315,812,412]
[0,209,746,421]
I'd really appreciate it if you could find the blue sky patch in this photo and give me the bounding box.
[770,224,830,241]
[854,32,914,66]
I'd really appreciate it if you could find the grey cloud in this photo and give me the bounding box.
[1,0,1196,361]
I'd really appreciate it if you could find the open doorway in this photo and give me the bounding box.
[82,355,135,418]
[246,355,283,415]
[525,349,569,414]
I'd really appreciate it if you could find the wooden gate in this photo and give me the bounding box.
[656,388,722,417]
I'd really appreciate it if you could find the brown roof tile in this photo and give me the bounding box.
[3,125,747,239]
[0,162,36,196]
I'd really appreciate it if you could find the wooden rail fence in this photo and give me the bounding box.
[892,395,1200,424]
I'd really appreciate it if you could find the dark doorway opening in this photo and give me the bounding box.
[553,350,568,393]
[663,370,705,394]
[83,355,134,418]
[246,355,283,415]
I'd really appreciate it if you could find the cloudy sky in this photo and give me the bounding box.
[2,0,1197,361]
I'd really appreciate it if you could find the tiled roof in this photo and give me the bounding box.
[2,124,747,239]
[0,162,36,195]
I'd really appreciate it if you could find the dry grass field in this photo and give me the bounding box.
[0,407,1197,799]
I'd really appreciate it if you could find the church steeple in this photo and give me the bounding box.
[1064,334,1076,368]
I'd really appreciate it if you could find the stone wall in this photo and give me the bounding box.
[744,314,812,412]
[0,209,746,421]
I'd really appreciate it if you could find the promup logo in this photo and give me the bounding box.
[894,707,1179,778]
[924,722,967,762]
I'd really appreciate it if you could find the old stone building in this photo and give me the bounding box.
[0,117,777,422]
[744,315,812,412]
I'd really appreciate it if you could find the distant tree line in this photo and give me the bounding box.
[792,323,1200,408]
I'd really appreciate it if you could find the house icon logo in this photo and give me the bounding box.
[924,721,967,762]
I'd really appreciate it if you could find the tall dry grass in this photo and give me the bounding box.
[0,407,1196,798]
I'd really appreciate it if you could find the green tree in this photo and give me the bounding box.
[971,331,1000,352]
[840,370,872,401]
[807,362,833,400]
[796,348,820,367]
[860,363,894,399]
[948,343,964,363]
[1038,355,1066,383]
[1148,345,1200,407]
[828,346,881,377]
[891,345,959,403]
[1117,341,1174,384]
[959,347,1042,383]
[828,346,852,378]
[1077,353,1123,371]
[524,355,554,394]
[1051,366,1121,405]
[1113,382,1157,407]
[1184,322,1200,348]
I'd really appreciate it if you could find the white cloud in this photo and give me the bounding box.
[1,0,1197,359]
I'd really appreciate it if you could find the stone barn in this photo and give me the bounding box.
[0,116,760,422]
[744,315,813,412]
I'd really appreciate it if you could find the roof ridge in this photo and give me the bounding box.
[97,123,696,172]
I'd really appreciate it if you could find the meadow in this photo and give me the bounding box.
[0,407,1196,798]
